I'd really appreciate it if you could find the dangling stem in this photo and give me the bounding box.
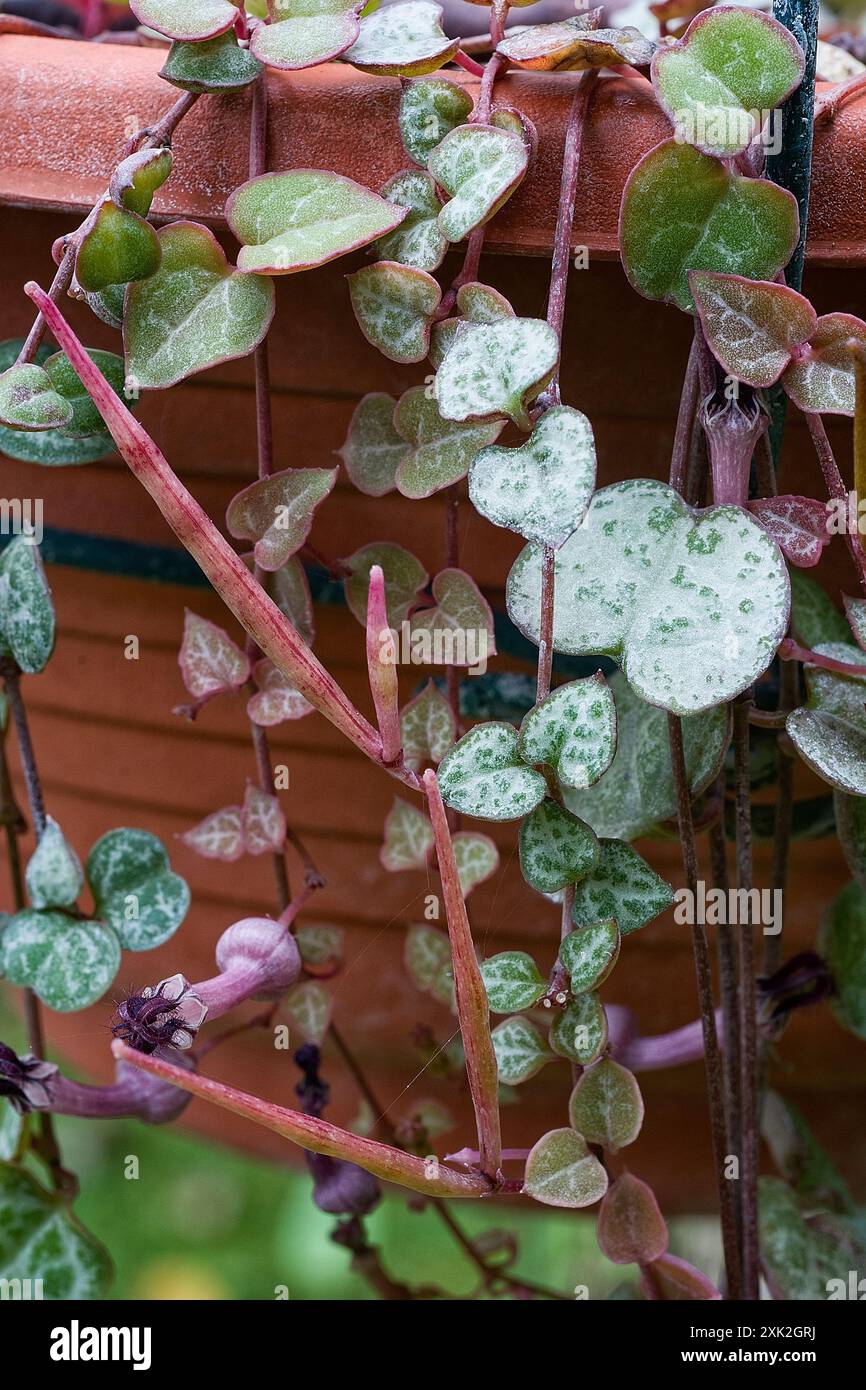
[708,798,742,1261]
[365,566,402,765]
[667,715,741,1300]
[669,334,700,493]
[805,410,866,595]
[732,695,759,1301]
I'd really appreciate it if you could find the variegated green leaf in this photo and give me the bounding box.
[393,386,503,499]
[130,0,239,41]
[836,790,866,892]
[404,922,450,992]
[759,1176,865,1300]
[571,839,673,936]
[790,570,850,648]
[0,364,72,432]
[519,800,599,894]
[399,76,473,166]
[437,723,546,821]
[498,19,655,72]
[564,671,730,840]
[400,680,456,771]
[0,538,55,674]
[469,405,597,547]
[523,1127,609,1209]
[43,350,130,441]
[297,923,344,975]
[549,992,608,1064]
[620,139,799,313]
[381,797,434,871]
[87,828,189,952]
[569,1059,644,1151]
[284,981,332,1044]
[343,541,428,627]
[690,272,817,388]
[247,659,315,727]
[506,479,789,715]
[109,147,173,216]
[560,919,620,993]
[338,392,406,497]
[435,318,559,430]
[0,1166,112,1297]
[26,818,83,912]
[409,569,496,666]
[491,1015,552,1085]
[124,222,275,389]
[226,467,337,571]
[518,674,616,790]
[178,609,250,699]
[783,314,866,417]
[343,1,457,76]
[268,557,315,646]
[376,170,447,272]
[249,0,363,70]
[452,831,498,896]
[819,881,866,1039]
[227,170,405,274]
[786,643,866,794]
[429,124,528,243]
[347,261,441,364]
[0,909,120,1012]
[75,200,161,294]
[480,951,546,1013]
[161,31,262,91]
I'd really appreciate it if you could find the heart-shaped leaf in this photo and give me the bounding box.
[178,609,251,699]
[560,919,620,993]
[571,839,674,936]
[393,387,504,499]
[564,671,730,840]
[247,658,315,726]
[125,222,275,389]
[786,642,866,794]
[161,30,263,91]
[130,0,238,40]
[226,467,337,571]
[506,479,790,715]
[747,496,830,569]
[242,783,287,855]
[569,1059,644,1150]
[469,405,597,547]
[820,881,866,1039]
[381,797,434,871]
[518,674,616,790]
[0,908,121,1012]
[836,790,866,890]
[429,281,515,369]
[227,171,406,274]
[180,805,245,862]
[109,147,173,217]
[791,572,851,651]
[376,170,447,272]
[759,1176,865,1300]
[404,922,450,992]
[344,542,428,627]
[436,318,559,430]
[409,569,496,665]
[400,680,456,770]
[480,951,546,1013]
[0,537,55,674]
[598,1172,669,1265]
[347,261,441,363]
[438,723,546,821]
[249,0,362,70]
[0,341,126,465]
[523,1127,609,1209]
[549,992,608,1064]
[26,818,83,911]
[430,124,528,244]
[284,980,332,1044]
[338,392,406,497]
[297,923,344,976]
[75,200,161,294]
[87,828,190,952]
[783,314,866,416]
[0,1166,112,1297]
[343,1,457,75]
[43,349,129,441]
[399,76,473,166]
[452,831,498,896]
[620,139,799,313]
[519,800,600,894]
[690,272,817,388]
[0,364,72,431]
[491,1015,552,1084]
[267,557,316,645]
[652,7,805,158]
[498,20,655,72]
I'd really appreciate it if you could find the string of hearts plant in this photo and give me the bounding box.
[0,0,864,1301]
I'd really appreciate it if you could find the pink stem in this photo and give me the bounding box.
[453,50,485,77]
[113,1041,491,1198]
[366,565,402,766]
[25,284,423,784]
[779,637,866,676]
[804,410,866,596]
[423,770,502,1179]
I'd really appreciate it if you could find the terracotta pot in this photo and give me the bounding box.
[0,36,864,1210]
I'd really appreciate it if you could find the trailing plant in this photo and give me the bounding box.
[0,0,865,1302]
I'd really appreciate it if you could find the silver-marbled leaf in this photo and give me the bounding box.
[437,722,546,821]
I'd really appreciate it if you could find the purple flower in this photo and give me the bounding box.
[111,973,207,1055]
[0,1042,58,1114]
[295,1044,381,1217]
